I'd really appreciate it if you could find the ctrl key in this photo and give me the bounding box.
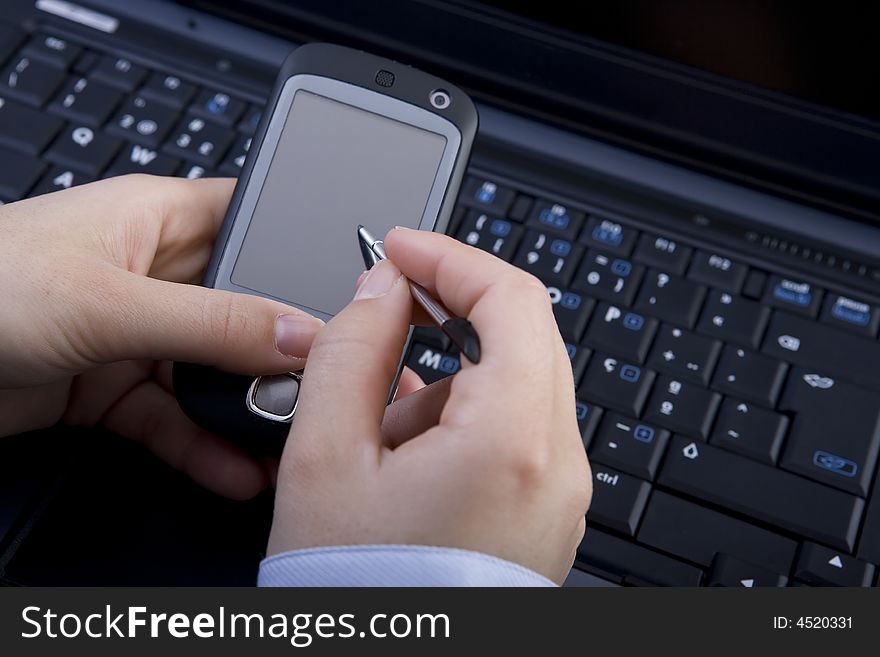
[576,529,703,586]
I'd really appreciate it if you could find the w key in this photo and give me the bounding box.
[778,367,880,497]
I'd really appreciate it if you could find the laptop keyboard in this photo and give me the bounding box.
[0,30,259,204]
[0,27,878,587]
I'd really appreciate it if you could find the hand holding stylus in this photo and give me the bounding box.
[269,227,591,584]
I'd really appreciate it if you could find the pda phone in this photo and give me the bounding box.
[173,43,478,455]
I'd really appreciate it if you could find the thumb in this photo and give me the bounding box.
[291,259,412,459]
[97,272,324,375]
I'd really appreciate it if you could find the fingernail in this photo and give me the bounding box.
[355,269,369,289]
[354,260,399,300]
[274,314,323,358]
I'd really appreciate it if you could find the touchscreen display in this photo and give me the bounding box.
[232,90,447,316]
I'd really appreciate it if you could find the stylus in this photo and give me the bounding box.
[357,225,481,364]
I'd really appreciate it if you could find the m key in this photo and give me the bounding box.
[778,367,880,497]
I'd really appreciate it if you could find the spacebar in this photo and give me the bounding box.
[659,437,864,552]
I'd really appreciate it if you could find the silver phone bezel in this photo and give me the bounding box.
[211,73,463,322]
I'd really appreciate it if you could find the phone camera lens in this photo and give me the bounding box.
[429,89,451,110]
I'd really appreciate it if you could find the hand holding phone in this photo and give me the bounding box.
[267,228,591,584]
[174,43,478,454]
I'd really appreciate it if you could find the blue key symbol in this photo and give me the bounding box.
[550,239,572,257]
[623,313,644,331]
[831,297,871,326]
[575,402,590,421]
[440,356,460,374]
[539,204,571,230]
[206,93,230,115]
[561,292,582,310]
[611,259,632,277]
[812,451,858,477]
[619,364,641,383]
[490,219,511,237]
[476,181,497,204]
[773,279,812,307]
[633,425,655,443]
[565,343,578,360]
[592,220,623,247]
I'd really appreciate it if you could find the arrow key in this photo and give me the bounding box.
[794,542,875,587]
[708,554,788,587]
[710,398,789,465]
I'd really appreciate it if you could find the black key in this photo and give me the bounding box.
[406,342,460,385]
[459,176,516,215]
[762,312,880,390]
[105,144,180,177]
[643,376,721,440]
[710,398,789,464]
[659,436,864,552]
[163,115,236,168]
[579,215,637,254]
[190,89,245,126]
[512,230,582,286]
[21,34,81,69]
[71,50,98,76]
[90,55,146,92]
[587,466,651,536]
[688,251,748,293]
[411,326,447,350]
[634,269,706,328]
[579,353,655,417]
[139,72,197,109]
[47,76,122,127]
[857,476,880,565]
[741,269,767,299]
[764,276,823,317]
[821,293,879,337]
[238,105,263,135]
[647,325,721,385]
[508,194,532,222]
[632,232,692,274]
[697,289,770,349]
[0,96,63,155]
[778,367,880,496]
[107,95,178,148]
[0,147,45,200]
[576,529,703,586]
[0,55,66,106]
[565,342,591,385]
[44,125,121,177]
[548,287,595,343]
[708,555,788,587]
[638,491,797,573]
[795,543,875,587]
[218,133,252,176]
[590,413,670,480]
[584,302,657,363]
[575,399,603,447]
[571,250,644,306]
[0,26,24,66]
[457,210,523,262]
[527,199,584,239]
[711,345,788,407]
[29,166,93,196]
